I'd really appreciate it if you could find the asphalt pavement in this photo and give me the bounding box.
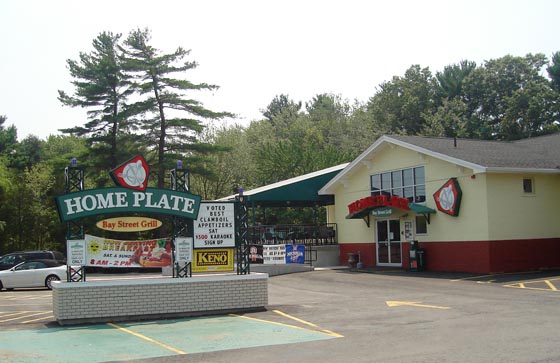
[2,268,560,363]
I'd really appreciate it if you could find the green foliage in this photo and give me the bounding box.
[58,31,134,171]
[367,65,438,135]
[121,28,233,188]
[547,51,560,92]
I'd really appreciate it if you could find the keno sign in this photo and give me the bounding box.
[194,202,235,248]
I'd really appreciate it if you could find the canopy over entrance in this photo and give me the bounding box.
[218,164,348,208]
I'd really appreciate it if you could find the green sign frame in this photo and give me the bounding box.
[55,187,202,222]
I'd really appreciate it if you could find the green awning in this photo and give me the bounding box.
[409,203,437,214]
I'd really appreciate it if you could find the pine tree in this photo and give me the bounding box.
[121,28,232,188]
[58,31,134,183]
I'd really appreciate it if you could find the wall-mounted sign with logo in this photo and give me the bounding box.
[348,195,409,217]
[433,178,462,216]
[96,217,162,232]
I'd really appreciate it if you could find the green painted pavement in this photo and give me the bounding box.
[0,315,338,363]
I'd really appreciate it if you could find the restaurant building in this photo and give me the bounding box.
[319,133,560,273]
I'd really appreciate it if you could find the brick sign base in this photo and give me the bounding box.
[52,273,268,326]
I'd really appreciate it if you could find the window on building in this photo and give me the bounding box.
[523,178,534,193]
[415,215,428,234]
[370,166,426,203]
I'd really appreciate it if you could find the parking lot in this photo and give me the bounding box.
[2,269,560,363]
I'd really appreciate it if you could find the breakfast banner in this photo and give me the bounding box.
[84,234,172,268]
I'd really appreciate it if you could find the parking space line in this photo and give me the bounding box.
[450,271,540,282]
[21,313,54,324]
[544,280,558,291]
[272,309,344,338]
[503,278,560,291]
[0,311,36,323]
[232,312,344,338]
[106,322,187,355]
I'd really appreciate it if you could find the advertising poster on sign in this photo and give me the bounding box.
[285,244,305,264]
[194,202,235,248]
[66,239,86,265]
[192,248,234,273]
[85,234,172,268]
[175,237,193,263]
[263,244,286,264]
[249,245,264,264]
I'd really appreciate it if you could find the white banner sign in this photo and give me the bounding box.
[263,244,286,264]
[194,202,235,248]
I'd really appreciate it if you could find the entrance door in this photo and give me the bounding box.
[376,219,402,266]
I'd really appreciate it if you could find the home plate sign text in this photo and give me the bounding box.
[193,202,235,248]
[55,187,202,222]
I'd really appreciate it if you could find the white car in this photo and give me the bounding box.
[0,259,68,290]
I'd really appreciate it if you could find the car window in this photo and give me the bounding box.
[16,261,48,270]
[0,255,15,264]
[28,252,52,259]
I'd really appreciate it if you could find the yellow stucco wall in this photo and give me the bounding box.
[331,143,493,244]
[486,173,560,240]
[330,142,560,245]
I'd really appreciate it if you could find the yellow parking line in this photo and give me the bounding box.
[22,314,54,324]
[107,322,186,355]
[0,311,50,323]
[450,271,539,282]
[543,280,558,291]
[233,311,344,338]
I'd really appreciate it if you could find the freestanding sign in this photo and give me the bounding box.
[55,187,202,222]
[193,202,235,248]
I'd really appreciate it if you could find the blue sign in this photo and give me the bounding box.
[285,244,305,264]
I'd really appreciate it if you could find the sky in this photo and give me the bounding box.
[1,0,559,140]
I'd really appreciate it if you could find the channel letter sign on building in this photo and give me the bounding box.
[55,187,202,222]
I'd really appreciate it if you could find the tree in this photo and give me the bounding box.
[462,53,559,140]
[547,51,560,92]
[261,94,302,127]
[58,31,134,185]
[367,65,439,135]
[121,28,232,188]
[435,60,476,100]
[191,124,256,199]
[0,115,18,156]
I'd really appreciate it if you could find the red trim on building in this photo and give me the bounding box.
[339,238,560,273]
[339,243,376,267]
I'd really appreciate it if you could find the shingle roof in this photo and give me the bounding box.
[319,133,560,195]
[389,134,560,169]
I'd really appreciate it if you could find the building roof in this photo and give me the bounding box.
[319,133,560,195]
[218,163,349,207]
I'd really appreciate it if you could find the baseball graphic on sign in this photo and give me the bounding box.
[121,160,147,188]
[433,178,462,216]
[109,155,150,191]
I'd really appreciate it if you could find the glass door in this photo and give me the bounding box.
[376,219,402,266]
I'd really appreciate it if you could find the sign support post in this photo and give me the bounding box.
[235,191,250,275]
[171,163,192,277]
[64,159,85,282]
